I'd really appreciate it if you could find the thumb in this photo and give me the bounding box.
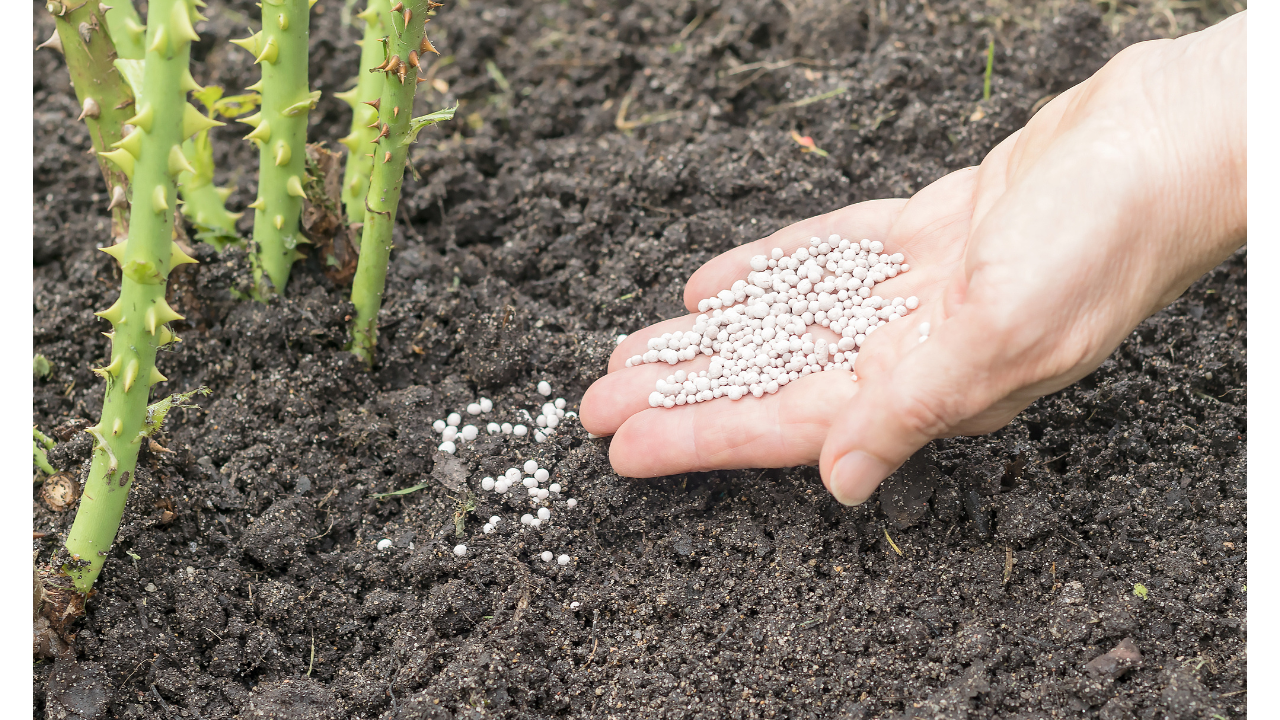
[818,307,1006,506]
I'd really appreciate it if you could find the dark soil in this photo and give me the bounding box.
[34,1,1246,718]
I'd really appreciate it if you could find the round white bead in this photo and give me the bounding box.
[467,403,481,415]
[557,554,570,566]
[537,507,551,521]
[376,539,392,550]
[537,381,552,396]
[453,544,467,557]
[541,551,554,563]
[439,441,456,454]
[513,425,527,436]
[481,477,496,491]
[432,419,446,432]
[566,498,577,508]
[461,425,478,441]
[447,412,461,426]
[479,397,493,413]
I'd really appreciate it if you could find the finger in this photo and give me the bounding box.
[682,199,908,311]
[818,304,1006,505]
[582,354,713,436]
[608,372,858,477]
[609,314,700,373]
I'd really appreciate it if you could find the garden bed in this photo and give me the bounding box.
[33,0,1246,717]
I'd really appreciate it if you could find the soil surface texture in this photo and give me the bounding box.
[34,0,1246,718]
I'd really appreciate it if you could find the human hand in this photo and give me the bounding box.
[581,12,1246,505]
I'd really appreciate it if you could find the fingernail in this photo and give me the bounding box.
[830,451,894,506]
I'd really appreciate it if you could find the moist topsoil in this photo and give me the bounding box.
[33,1,1246,718]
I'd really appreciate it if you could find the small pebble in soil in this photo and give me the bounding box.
[439,441,456,454]
[541,551,554,563]
[557,554,571,566]
[537,507,551,521]
[482,523,494,534]
[629,235,918,405]
[481,477,496,491]
[453,544,467,557]
[377,539,392,550]
[467,403,482,415]
[489,516,501,525]
[566,498,578,508]
[570,601,580,609]
[538,381,552,396]
[549,483,561,493]
[513,425,527,436]
[447,412,461,426]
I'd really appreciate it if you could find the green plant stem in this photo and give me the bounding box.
[349,0,452,367]
[64,0,213,595]
[34,428,57,476]
[104,0,147,60]
[234,0,319,294]
[336,0,392,226]
[982,38,994,101]
[42,0,136,241]
[180,92,244,249]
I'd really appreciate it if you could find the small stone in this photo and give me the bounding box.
[376,539,392,550]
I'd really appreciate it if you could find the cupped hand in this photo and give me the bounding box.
[581,12,1245,505]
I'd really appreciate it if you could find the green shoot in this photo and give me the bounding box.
[65,0,212,595]
[983,38,995,101]
[40,0,137,241]
[348,0,455,367]
[336,0,392,226]
[34,428,57,476]
[233,0,320,294]
[34,355,52,379]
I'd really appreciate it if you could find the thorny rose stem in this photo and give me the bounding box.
[64,0,211,595]
[336,0,393,227]
[348,0,453,367]
[233,0,320,294]
[179,90,245,249]
[40,0,136,241]
[104,1,147,61]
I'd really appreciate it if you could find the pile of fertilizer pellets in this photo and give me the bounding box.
[432,380,573,453]
[624,235,927,407]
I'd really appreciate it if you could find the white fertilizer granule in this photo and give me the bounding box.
[625,235,919,406]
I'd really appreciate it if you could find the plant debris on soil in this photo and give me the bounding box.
[34,1,1246,718]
